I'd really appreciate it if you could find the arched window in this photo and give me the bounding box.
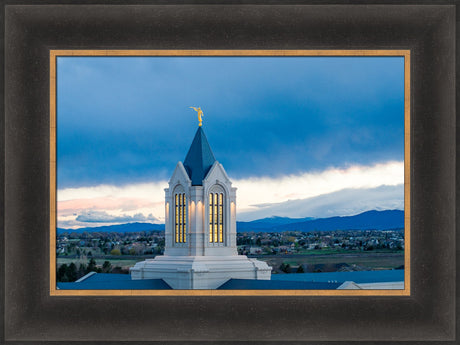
[174,191,187,243]
[209,186,224,243]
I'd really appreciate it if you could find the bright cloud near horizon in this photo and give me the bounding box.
[56,56,405,228]
[57,161,404,228]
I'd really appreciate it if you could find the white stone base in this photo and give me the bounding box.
[130,255,272,289]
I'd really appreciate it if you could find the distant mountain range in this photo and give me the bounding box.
[57,222,165,234]
[57,210,404,235]
[236,216,315,231]
[237,210,404,232]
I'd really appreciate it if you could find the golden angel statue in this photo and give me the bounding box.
[189,106,204,127]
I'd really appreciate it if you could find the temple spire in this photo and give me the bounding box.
[183,126,216,186]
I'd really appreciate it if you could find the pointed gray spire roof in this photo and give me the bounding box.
[183,127,216,186]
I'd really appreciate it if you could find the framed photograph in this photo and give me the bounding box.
[51,50,410,296]
[3,2,455,343]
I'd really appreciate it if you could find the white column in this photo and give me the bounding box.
[163,189,173,255]
[189,186,204,256]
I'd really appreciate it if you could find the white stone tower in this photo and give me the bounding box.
[130,126,271,289]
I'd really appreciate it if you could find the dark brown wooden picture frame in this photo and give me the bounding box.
[2,2,456,343]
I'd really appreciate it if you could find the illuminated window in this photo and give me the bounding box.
[182,193,187,242]
[219,193,223,242]
[175,194,179,243]
[213,193,218,242]
[209,191,224,243]
[175,192,187,243]
[209,194,213,242]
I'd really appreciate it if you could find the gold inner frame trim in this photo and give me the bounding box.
[49,49,410,296]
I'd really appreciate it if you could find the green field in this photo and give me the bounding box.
[293,248,403,255]
[257,252,404,273]
[57,251,404,273]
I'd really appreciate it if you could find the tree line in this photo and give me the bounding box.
[57,259,113,282]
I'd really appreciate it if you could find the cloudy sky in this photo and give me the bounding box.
[57,56,405,228]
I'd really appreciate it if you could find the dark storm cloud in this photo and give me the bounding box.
[57,56,404,188]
